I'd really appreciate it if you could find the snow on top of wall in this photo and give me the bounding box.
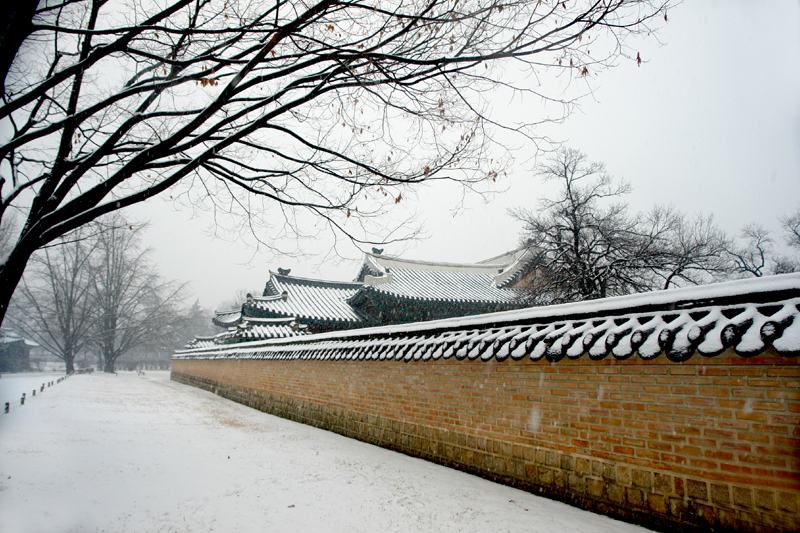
[176,274,800,363]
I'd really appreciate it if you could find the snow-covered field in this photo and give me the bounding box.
[0,371,66,413]
[0,372,653,533]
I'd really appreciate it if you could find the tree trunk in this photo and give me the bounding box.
[102,342,117,373]
[65,357,75,374]
[0,246,35,326]
[0,3,38,94]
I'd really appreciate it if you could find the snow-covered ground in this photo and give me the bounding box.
[0,371,65,413]
[0,372,653,533]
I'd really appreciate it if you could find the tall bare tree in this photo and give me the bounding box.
[8,227,98,373]
[0,0,671,324]
[511,148,731,304]
[511,148,654,303]
[91,216,187,372]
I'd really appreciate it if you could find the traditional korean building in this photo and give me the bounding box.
[190,247,534,346]
[240,276,371,333]
[0,329,36,372]
[347,248,532,326]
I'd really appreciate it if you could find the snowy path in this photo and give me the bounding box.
[0,372,653,533]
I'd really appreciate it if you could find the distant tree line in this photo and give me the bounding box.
[4,214,207,373]
[511,148,799,306]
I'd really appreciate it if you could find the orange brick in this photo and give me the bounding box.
[752,399,786,411]
[698,367,728,376]
[700,388,730,397]
[750,380,782,387]
[767,368,800,377]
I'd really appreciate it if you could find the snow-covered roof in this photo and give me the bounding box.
[0,330,38,347]
[235,317,308,340]
[177,273,800,362]
[187,317,307,348]
[208,248,533,332]
[185,333,229,349]
[352,249,532,304]
[476,246,531,266]
[213,310,242,328]
[245,273,368,325]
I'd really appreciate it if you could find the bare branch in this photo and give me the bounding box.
[0,0,672,324]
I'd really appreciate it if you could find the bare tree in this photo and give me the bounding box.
[781,207,800,252]
[727,223,798,278]
[7,227,98,374]
[655,210,730,289]
[511,148,655,303]
[0,0,671,324]
[90,215,187,372]
[510,148,730,304]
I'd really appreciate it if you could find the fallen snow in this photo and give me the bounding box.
[0,371,65,413]
[0,371,654,533]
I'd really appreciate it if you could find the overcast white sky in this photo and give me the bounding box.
[129,1,800,311]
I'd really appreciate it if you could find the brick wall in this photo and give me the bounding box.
[172,348,800,532]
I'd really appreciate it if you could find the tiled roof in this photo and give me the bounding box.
[213,310,242,328]
[246,273,369,325]
[176,274,800,362]
[209,249,533,333]
[351,250,532,305]
[236,317,308,340]
[186,318,307,348]
[185,333,228,349]
[0,329,38,347]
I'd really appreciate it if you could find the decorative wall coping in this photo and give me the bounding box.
[175,274,800,362]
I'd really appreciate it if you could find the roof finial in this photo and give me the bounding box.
[371,247,384,255]
[278,268,291,276]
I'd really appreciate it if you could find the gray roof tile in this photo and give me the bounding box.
[248,274,366,324]
[354,250,531,304]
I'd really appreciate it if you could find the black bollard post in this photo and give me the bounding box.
[32,389,35,397]
[20,393,25,405]
[4,402,8,413]
[41,384,44,392]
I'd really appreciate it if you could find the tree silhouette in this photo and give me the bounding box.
[511,148,730,304]
[0,0,670,323]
